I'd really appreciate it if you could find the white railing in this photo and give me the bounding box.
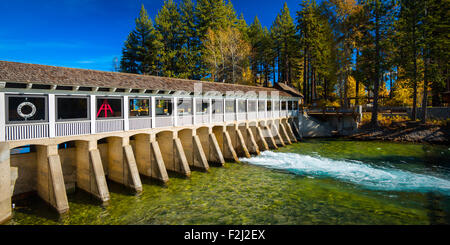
[155,116,173,128]
[212,113,224,123]
[288,110,298,117]
[5,122,50,141]
[56,120,91,137]
[236,113,247,121]
[195,114,209,124]
[247,111,257,120]
[178,115,193,126]
[280,110,287,117]
[258,111,266,119]
[96,119,124,133]
[129,117,152,130]
[267,111,273,118]
[273,110,280,118]
[225,113,235,122]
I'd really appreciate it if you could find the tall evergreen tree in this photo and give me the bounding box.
[179,0,202,80]
[120,4,162,75]
[359,0,396,127]
[155,0,184,78]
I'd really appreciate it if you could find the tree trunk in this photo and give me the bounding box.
[371,1,381,128]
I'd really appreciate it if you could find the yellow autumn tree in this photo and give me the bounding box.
[347,76,367,106]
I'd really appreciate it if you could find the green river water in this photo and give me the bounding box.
[6,139,450,225]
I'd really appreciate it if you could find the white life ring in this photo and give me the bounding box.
[17,101,36,119]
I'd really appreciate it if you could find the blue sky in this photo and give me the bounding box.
[0,0,304,72]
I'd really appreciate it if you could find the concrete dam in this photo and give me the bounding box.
[0,61,303,223]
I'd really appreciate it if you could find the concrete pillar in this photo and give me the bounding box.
[75,141,110,203]
[228,125,250,158]
[208,132,225,166]
[218,127,240,163]
[134,134,169,183]
[193,135,209,170]
[107,137,142,193]
[261,122,278,149]
[0,142,11,224]
[244,126,260,155]
[179,129,209,171]
[174,137,191,176]
[279,121,292,145]
[283,120,298,143]
[254,125,270,151]
[289,118,302,140]
[36,145,69,214]
[156,131,191,177]
[271,122,286,147]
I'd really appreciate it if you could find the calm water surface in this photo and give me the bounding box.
[6,139,450,225]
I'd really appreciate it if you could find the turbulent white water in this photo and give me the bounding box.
[241,151,450,194]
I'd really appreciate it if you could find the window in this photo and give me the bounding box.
[281,101,287,110]
[212,99,223,114]
[248,100,257,112]
[258,100,265,112]
[96,97,123,119]
[288,101,293,110]
[238,100,246,113]
[156,98,173,116]
[6,95,47,123]
[56,96,89,121]
[225,100,235,113]
[129,98,150,117]
[196,99,209,114]
[178,98,193,116]
[274,101,280,111]
[267,100,272,111]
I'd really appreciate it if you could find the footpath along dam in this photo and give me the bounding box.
[0,61,304,223]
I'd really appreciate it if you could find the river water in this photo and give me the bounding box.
[6,139,450,225]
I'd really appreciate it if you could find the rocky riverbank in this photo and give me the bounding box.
[349,121,450,145]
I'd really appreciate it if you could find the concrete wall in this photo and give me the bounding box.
[1,118,298,223]
[299,113,357,137]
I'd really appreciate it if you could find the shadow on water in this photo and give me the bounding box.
[11,194,62,223]
[139,176,168,188]
[425,192,450,224]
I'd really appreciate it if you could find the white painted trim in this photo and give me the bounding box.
[0,92,5,142]
[90,95,96,134]
[192,97,196,124]
[265,99,268,118]
[209,98,212,124]
[173,97,178,126]
[235,99,238,121]
[48,94,56,138]
[123,96,129,131]
[222,98,226,122]
[151,97,156,128]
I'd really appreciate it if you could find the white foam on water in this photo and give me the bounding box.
[241,151,450,194]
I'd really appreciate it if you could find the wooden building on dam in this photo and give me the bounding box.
[0,60,303,223]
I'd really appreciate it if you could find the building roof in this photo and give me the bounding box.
[0,60,302,98]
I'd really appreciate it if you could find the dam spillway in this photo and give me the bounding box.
[0,60,303,223]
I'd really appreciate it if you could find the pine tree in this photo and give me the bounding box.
[358,0,396,127]
[155,0,183,78]
[248,16,264,85]
[395,0,424,120]
[120,5,162,75]
[179,0,202,80]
